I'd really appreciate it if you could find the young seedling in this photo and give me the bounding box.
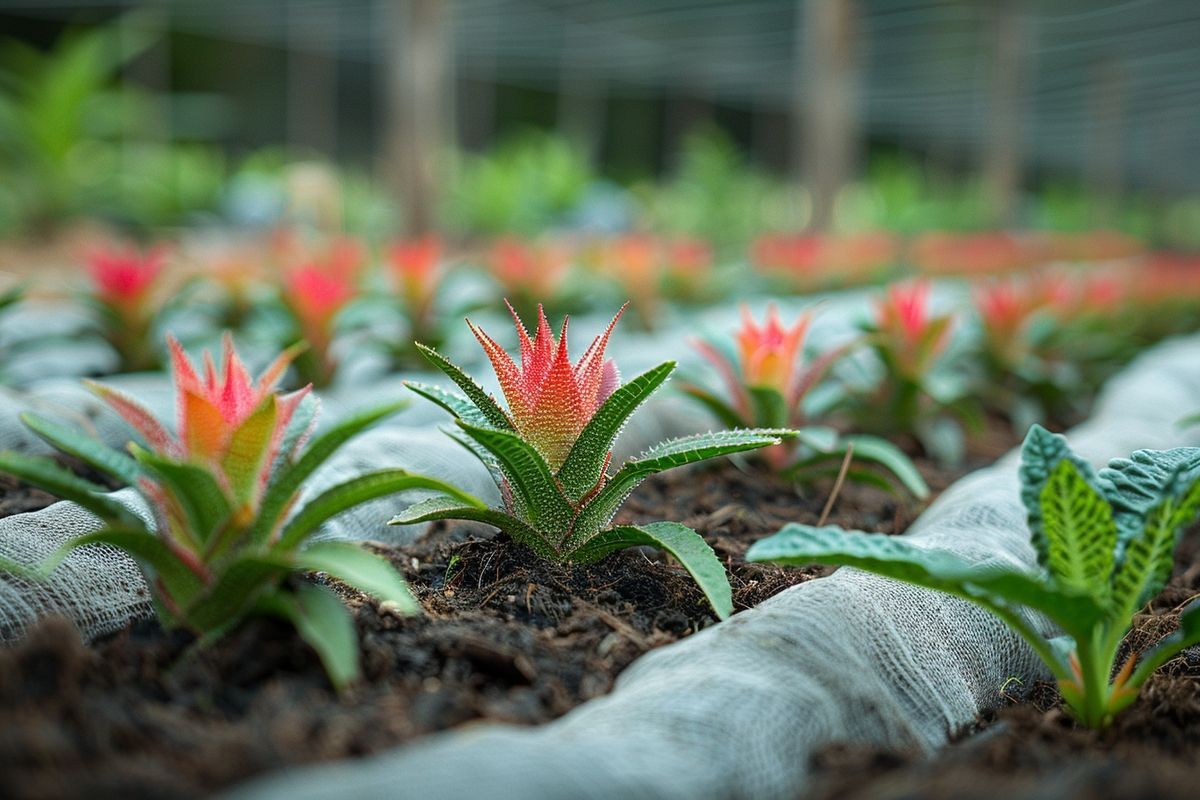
[0,335,469,689]
[84,243,167,371]
[681,305,928,499]
[747,425,1200,728]
[397,302,790,619]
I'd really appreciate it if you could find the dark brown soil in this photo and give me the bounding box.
[0,455,957,800]
[804,526,1200,800]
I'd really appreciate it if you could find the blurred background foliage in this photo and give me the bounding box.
[0,3,1197,249]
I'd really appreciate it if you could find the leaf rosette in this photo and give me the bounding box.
[398,302,791,619]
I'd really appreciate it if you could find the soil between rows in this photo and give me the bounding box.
[0,452,958,800]
[803,525,1200,800]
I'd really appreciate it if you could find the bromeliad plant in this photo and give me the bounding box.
[388,235,444,346]
[681,305,928,499]
[84,243,168,372]
[973,277,1084,429]
[748,425,1200,728]
[853,281,972,463]
[0,335,469,689]
[281,262,358,388]
[396,302,790,619]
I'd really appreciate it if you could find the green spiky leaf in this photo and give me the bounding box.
[256,583,360,691]
[0,451,143,529]
[132,446,233,546]
[405,381,491,427]
[570,428,785,547]
[457,422,574,534]
[557,361,675,500]
[571,521,732,620]
[183,554,292,631]
[294,541,419,614]
[389,495,557,559]
[251,402,406,545]
[19,412,142,486]
[278,469,482,549]
[415,342,513,430]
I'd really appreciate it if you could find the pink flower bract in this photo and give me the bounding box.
[468,302,625,468]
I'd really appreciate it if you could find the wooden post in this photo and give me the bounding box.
[382,0,452,235]
[287,5,339,157]
[796,0,860,232]
[981,0,1028,228]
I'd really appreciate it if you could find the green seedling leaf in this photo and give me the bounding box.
[1019,424,1101,571]
[1112,479,1200,617]
[1039,459,1117,599]
[566,428,786,552]
[747,524,1104,641]
[755,432,1200,729]
[574,521,733,620]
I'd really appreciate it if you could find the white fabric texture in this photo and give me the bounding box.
[226,333,1200,800]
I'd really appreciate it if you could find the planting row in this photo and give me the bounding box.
[1,295,1198,733]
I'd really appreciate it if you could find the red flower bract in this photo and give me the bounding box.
[86,244,166,306]
[468,302,625,468]
[284,265,356,326]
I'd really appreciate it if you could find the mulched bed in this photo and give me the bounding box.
[0,448,976,800]
[804,524,1200,800]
